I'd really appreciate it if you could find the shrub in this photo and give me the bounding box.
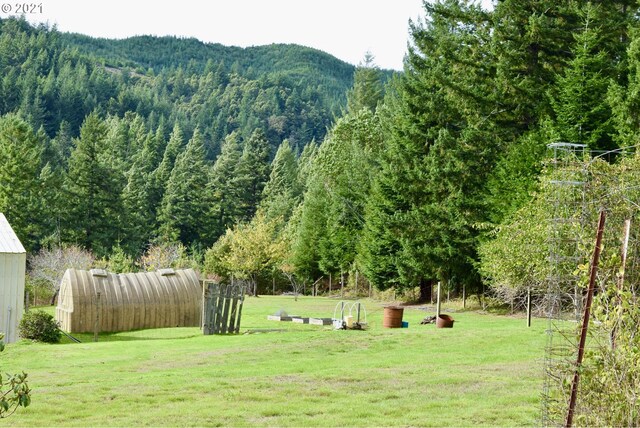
[18,311,61,343]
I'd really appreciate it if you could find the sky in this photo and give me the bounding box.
[9,1,494,71]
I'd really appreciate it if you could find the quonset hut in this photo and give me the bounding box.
[56,268,202,333]
[0,213,26,343]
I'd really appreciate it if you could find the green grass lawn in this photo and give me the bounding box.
[3,296,547,427]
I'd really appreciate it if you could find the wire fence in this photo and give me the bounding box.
[543,143,640,426]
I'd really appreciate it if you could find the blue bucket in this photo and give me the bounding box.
[401,321,409,328]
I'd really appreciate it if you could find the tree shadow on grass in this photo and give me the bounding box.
[58,327,202,344]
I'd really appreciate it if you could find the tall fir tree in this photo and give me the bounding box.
[609,16,640,147]
[259,139,302,224]
[486,0,581,223]
[207,131,245,241]
[293,109,382,279]
[346,52,384,114]
[64,112,122,255]
[158,129,211,246]
[488,0,635,222]
[0,113,45,250]
[360,0,495,299]
[48,120,73,170]
[149,123,184,215]
[235,128,271,222]
[547,2,616,151]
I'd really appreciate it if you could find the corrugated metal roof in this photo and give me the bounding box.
[0,213,26,253]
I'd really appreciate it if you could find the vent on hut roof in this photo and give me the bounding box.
[90,269,108,277]
[158,268,176,276]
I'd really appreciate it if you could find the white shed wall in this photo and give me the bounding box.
[0,213,26,344]
[0,252,26,344]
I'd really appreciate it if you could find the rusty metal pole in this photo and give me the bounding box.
[565,209,606,428]
[611,218,631,350]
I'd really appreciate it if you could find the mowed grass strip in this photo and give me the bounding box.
[3,296,546,427]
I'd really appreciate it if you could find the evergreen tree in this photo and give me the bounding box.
[37,161,64,247]
[260,139,302,224]
[207,131,244,241]
[360,0,495,299]
[292,109,382,280]
[48,120,73,170]
[297,141,318,189]
[346,52,384,114]
[121,160,154,254]
[235,128,271,221]
[158,129,211,246]
[488,0,633,222]
[486,0,582,223]
[149,123,184,213]
[491,0,576,135]
[64,112,122,255]
[0,113,44,249]
[609,18,640,147]
[288,181,325,281]
[548,2,616,151]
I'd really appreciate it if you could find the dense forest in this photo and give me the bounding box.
[0,15,384,256]
[2,0,640,304]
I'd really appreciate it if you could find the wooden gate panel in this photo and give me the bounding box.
[202,281,245,335]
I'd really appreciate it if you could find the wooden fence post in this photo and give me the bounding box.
[527,288,532,328]
[462,284,466,310]
[612,218,631,350]
[436,281,442,318]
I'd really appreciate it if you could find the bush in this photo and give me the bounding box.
[18,311,61,343]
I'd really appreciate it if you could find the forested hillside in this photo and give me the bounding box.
[61,33,359,96]
[0,15,381,257]
[0,16,362,152]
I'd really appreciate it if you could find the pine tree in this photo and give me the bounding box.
[491,0,576,135]
[488,1,633,222]
[64,112,122,255]
[297,141,318,190]
[292,109,382,280]
[158,129,211,246]
[346,52,384,114]
[235,128,271,221]
[49,120,73,170]
[260,139,302,224]
[609,12,640,147]
[121,161,153,254]
[360,0,495,298]
[149,123,184,214]
[548,3,616,151]
[288,181,326,281]
[0,113,44,250]
[207,131,244,241]
[37,162,64,247]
